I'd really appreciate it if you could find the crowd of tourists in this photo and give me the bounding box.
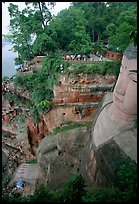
[17,65,34,73]
[63,53,103,61]
[2,80,14,93]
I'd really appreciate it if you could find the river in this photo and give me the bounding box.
[2,42,17,78]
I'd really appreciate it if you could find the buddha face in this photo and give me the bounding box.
[113,54,137,115]
[114,54,137,96]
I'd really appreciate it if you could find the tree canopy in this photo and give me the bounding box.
[7,1,137,62]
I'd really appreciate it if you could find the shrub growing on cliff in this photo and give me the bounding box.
[32,87,54,105]
[18,114,26,123]
[30,106,40,124]
[62,173,87,202]
[13,52,64,109]
[111,156,137,201]
[2,173,86,202]
[2,76,10,82]
[66,60,121,76]
[83,156,137,202]
[83,186,120,202]
[26,158,37,164]
[37,99,52,113]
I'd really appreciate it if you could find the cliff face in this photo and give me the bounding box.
[37,125,109,189]
[37,93,137,190]
[26,118,48,155]
[37,126,93,189]
[2,74,115,154]
[26,74,116,154]
[2,73,117,190]
[36,44,137,190]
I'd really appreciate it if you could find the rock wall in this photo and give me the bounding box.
[2,74,117,176]
[42,105,97,131]
[53,74,116,104]
[2,73,117,187]
[25,74,116,154]
[26,118,48,155]
[37,45,137,191]
[37,126,92,189]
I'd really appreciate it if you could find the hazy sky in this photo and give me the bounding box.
[2,2,71,34]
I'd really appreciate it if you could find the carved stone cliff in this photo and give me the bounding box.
[37,44,137,189]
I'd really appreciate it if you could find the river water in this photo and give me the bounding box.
[2,42,17,78]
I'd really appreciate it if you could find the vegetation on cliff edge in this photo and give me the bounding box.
[2,156,137,202]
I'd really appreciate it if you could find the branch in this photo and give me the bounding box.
[37,2,46,29]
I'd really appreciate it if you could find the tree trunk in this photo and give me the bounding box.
[37,2,45,29]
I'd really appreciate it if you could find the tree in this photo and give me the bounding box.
[48,7,92,54]
[32,32,59,55]
[8,2,55,62]
[8,3,33,62]
[109,6,137,52]
[71,2,107,42]
[69,25,92,54]
[104,23,116,38]
[63,173,87,202]
[130,30,137,47]
[71,1,137,48]
[24,2,56,31]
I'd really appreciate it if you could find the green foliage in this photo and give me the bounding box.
[48,7,92,54]
[2,174,86,202]
[41,51,64,74]
[8,2,55,62]
[62,173,87,202]
[109,7,137,52]
[33,32,59,55]
[92,40,106,53]
[32,88,53,105]
[7,1,136,62]
[2,91,31,108]
[30,106,40,124]
[83,186,120,202]
[71,2,137,52]
[130,30,137,47]
[51,122,91,135]
[14,57,23,65]
[83,156,137,202]
[2,163,137,202]
[109,22,134,52]
[112,156,137,193]
[13,53,65,112]
[66,60,121,76]
[68,25,92,54]
[37,99,51,112]
[18,114,26,123]
[14,73,34,90]
[26,158,37,164]
[2,76,10,82]
[2,132,11,138]
[104,23,116,38]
